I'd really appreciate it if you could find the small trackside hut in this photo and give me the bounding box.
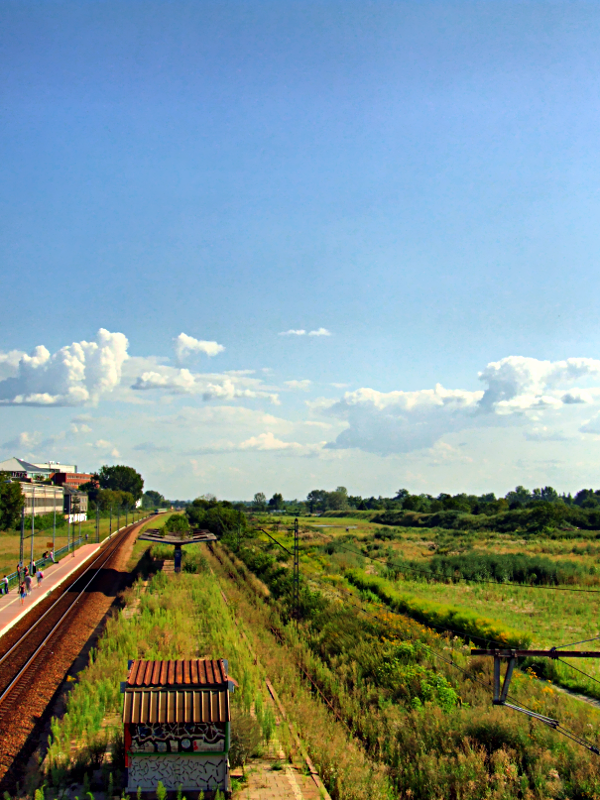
[123,659,235,797]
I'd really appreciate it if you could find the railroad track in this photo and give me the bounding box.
[0,519,149,790]
[0,526,132,712]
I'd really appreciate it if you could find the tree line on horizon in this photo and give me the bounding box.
[248,484,600,515]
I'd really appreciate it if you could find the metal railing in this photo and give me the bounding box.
[0,515,149,595]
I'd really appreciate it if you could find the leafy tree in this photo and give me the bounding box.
[80,484,134,511]
[268,492,284,510]
[505,485,532,508]
[306,489,328,513]
[0,474,24,531]
[574,489,600,508]
[98,464,144,502]
[395,488,410,501]
[328,489,349,511]
[165,514,190,533]
[253,492,267,511]
[142,490,165,509]
[186,499,248,538]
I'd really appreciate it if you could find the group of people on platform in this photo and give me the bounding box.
[0,550,56,604]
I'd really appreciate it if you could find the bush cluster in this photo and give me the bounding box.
[400,550,593,586]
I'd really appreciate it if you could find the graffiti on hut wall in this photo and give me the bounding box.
[130,721,226,753]
[128,754,226,790]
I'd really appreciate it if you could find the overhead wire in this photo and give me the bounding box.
[554,635,600,649]
[249,527,600,754]
[319,572,600,755]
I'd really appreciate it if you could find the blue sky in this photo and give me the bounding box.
[2,0,600,500]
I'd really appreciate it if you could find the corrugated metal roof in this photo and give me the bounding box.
[123,689,229,724]
[127,659,228,688]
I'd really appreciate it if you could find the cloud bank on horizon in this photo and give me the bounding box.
[4,330,600,497]
[324,356,600,456]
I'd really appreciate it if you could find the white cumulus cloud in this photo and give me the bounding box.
[174,333,225,361]
[0,329,129,406]
[0,350,26,381]
[131,366,280,404]
[322,355,600,456]
[279,328,331,337]
[1,430,43,451]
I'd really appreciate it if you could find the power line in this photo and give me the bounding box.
[319,575,600,756]
[235,535,600,757]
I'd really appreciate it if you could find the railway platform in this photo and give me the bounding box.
[0,531,124,640]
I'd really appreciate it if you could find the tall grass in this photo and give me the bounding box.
[225,539,600,799]
[44,564,267,793]
[345,568,532,647]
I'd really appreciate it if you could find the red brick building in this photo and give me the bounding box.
[51,472,96,489]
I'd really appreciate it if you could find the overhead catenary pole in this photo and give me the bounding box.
[30,485,35,573]
[109,505,112,538]
[19,504,25,568]
[472,646,600,738]
[52,488,56,553]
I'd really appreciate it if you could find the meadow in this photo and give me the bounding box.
[225,514,600,798]
[29,511,600,800]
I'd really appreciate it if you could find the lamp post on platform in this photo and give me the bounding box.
[30,485,35,574]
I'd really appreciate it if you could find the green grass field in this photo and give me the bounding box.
[250,513,600,699]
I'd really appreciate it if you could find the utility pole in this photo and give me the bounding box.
[472,646,600,739]
[109,505,112,538]
[52,488,56,553]
[19,504,24,568]
[96,504,99,543]
[293,517,299,620]
[30,485,35,574]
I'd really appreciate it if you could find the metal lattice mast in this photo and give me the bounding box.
[293,517,299,620]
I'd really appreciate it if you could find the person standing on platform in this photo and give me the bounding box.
[19,582,26,605]
[1,575,8,595]
[36,568,43,586]
[49,549,55,563]
[24,573,32,595]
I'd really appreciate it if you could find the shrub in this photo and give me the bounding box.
[228,708,263,770]
[401,551,591,585]
[164,514,190,533]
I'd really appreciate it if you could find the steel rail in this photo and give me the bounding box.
[0,520,142,706]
